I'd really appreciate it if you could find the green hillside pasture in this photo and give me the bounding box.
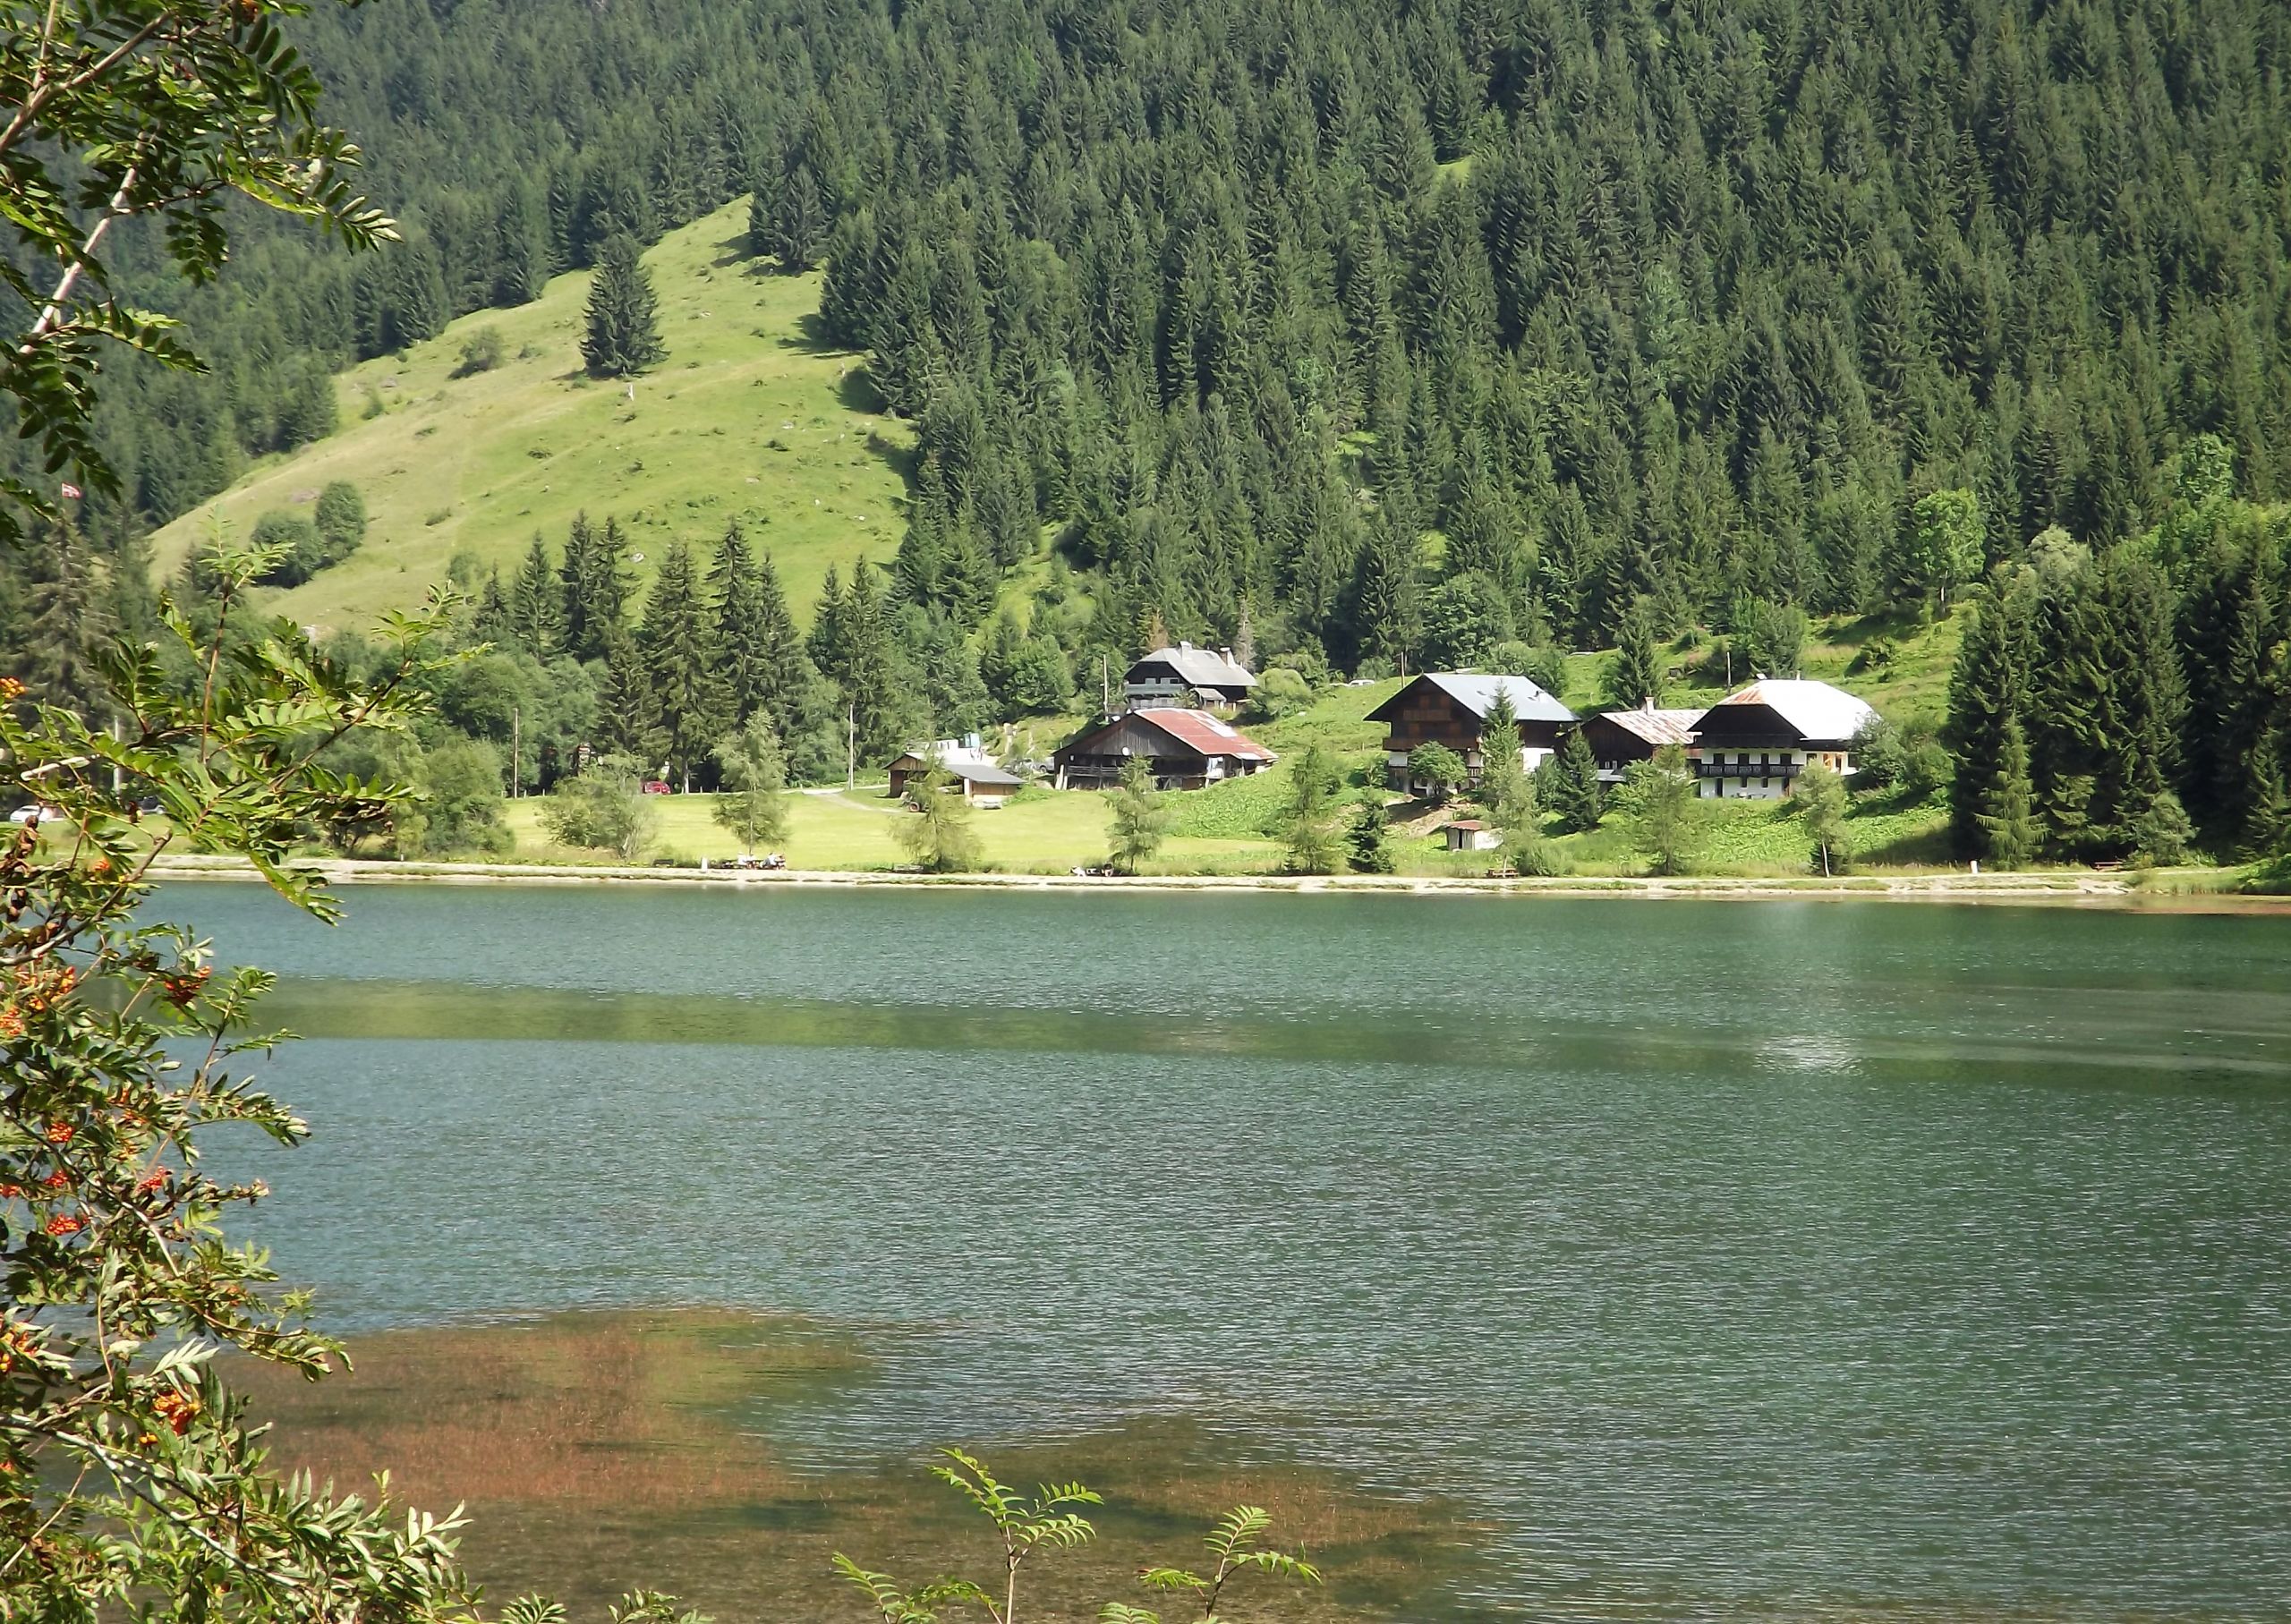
[152,201,910,630]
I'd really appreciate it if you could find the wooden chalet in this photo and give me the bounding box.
[1580,701,1705,782]
[1687,679,1879,800]
[1052,708,1275,790]
[886,739,1024,806]
[1120,642,1257,712]
[1367,673,1577,795]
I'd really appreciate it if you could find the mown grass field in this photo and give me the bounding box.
[500,786,1270,875]
[152,201,909,629]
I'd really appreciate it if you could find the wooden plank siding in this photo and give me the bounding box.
[1373,679,1570,791]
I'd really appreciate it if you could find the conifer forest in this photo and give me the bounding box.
[5,0,2291,865]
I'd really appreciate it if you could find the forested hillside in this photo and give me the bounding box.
[6,0,2291,863]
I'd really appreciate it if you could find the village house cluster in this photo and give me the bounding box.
[886,642,1881,813]
[1370,671,1879,800]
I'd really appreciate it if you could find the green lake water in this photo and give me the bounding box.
[179,883,2291,1620]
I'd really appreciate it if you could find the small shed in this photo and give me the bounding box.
[886,739,1024,806]
[1442,820,1501,852]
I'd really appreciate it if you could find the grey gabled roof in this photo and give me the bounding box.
[895,742,1022,787]
[1128,642,1258,690]
[1417,672,1577,725]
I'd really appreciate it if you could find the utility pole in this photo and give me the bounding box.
[846,700,856,790]
[1101,652,1110,717]
[509,706,522,797]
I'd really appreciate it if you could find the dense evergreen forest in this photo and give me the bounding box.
[5,0,2290,863]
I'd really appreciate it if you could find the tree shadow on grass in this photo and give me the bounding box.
[711,226,761,271]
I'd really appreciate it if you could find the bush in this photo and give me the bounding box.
[413,737,511,856]
[1849,716,1904,789]
[453,325,507,377]
[1244,666,1314,723]
[540,756,659,861]
[1902,738,1953,801]
[250,509,325,585]
[314,480,367,557]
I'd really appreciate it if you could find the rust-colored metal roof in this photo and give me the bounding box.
[1594,706,1703,746]
[1131,708,1276,761]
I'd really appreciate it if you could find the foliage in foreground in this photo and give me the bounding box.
[0,542,481,1617]
[0,540,728,1623]
[0,0,392,548]
[835,1450,1319,1624]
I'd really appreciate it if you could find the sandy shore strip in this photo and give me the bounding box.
[138,854,2291,909]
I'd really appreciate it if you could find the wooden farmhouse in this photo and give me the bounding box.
[1688,679,1878,799]
[1052,708,1275,790]
[1367,673,1578,795]
[1580,701,1705,782]
[886,738,1025,806]
[1120,642,1257,712]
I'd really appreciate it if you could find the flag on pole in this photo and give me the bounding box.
[59,482,81,500]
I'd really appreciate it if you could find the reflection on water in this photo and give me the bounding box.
[243,1311,1473,1622]
[174,886,2291,1620]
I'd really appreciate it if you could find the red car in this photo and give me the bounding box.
[641,779,671,795]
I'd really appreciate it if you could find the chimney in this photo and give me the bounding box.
[1179,639,1193,652]
[1642,696,1655,713]
[1219,647,1234,664]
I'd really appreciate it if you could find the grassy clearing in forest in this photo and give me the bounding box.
[150,201,910,629]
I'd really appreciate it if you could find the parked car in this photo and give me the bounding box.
[7,804,65,826]
[641,779,672,795]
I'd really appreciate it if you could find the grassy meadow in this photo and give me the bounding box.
[151,201,910,629]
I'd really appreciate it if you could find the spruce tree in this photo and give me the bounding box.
[2243,731,2291,857]
[1345,792,1398,874]
[1945,582,2034,858]
[593,629,665,769]
[20,517,108,718]
[1603,598,1665,709]
[1276,744,1347,875]
[749,549,818,731]
[582,234,666,378]
[510,535,565,656]
[1630,744,1701,877]
[1975,713,2042,870]
[1546,727,1605,832]
[707,525,771,724]
[640,540,726,791]
[1476,687,1524,812]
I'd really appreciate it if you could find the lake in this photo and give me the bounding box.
[179,882,2291,1620]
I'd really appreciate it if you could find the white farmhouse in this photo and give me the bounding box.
[1686,679,1878,800]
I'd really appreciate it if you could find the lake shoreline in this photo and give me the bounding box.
[144,854,2289,910]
